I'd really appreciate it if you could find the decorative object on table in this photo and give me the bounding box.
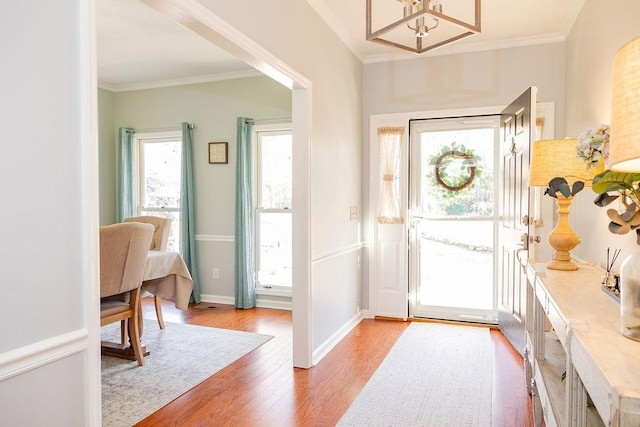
[529,139,602,271]
[365,0,481,54]
[427,141,482,194]
[576,124,610,170]
[602,247,622,287]
[620,252,640,340]
[604,36,640,341]
[208,141,228,164]
[601,248,622,302]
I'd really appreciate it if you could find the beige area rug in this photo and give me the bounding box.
[101,320,273,427]
[337,322,492,426]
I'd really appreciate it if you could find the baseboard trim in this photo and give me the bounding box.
[199,294,292,311]
[312,312,364,365]
[360,309,374,319]
[0,328,88,381]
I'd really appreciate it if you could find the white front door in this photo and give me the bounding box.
[409,116,500,322]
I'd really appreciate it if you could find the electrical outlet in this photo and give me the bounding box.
[212,268,219,279]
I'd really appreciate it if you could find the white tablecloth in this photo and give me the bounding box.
[141,251,193,310]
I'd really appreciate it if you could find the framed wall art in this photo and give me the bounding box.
[208,142,228,164]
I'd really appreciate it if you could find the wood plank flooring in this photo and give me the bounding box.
[133,299,533,426]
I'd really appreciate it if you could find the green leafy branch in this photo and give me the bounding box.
[543,177,585,198]
[592,170,640,239]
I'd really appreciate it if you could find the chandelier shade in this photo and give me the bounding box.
[366,0,481,54]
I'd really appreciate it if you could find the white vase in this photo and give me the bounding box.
[620,252,640,341]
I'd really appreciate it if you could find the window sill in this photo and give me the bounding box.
[255,287,292,297]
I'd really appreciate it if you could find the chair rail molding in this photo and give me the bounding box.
[195,234,234,242]
[0,329,88,382]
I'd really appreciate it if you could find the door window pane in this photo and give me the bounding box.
[420,128,494,217]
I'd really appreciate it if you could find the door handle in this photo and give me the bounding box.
[520,233,529,251]
[515,245,528,271]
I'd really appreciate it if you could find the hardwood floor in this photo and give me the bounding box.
[134,299,534,426]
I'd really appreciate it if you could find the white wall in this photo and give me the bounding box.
[186,0,364,360]
[99,76,292,301]
[0,0,100,425]
[564,0,640,272]
[99,89,116,225]
[0,0,362,421]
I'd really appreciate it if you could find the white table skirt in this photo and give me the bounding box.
[141,251,193,310]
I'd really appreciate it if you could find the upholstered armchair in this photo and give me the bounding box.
[100,222,154,366]
[123,215,171,251]
[123,216,172,329]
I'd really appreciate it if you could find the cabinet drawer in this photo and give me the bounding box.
[535,282,568,347]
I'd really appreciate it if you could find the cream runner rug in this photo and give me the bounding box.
[101,321,272,427]
[337,322,492,426]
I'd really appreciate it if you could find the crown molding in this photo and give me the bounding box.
[98,68,263,92]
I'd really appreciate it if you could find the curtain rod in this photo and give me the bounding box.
[126,123,194,133]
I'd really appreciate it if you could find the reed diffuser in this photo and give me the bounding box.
[603,248,621,292]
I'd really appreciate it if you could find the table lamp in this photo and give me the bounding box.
[608,37,640,341]
[609,37,640,171]
[529,138,602,270]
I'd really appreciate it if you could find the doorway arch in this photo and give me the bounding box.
[122,0,313,366]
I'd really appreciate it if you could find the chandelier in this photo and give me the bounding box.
[366,0,481,54]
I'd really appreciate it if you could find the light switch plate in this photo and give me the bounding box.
[350,205,358,221]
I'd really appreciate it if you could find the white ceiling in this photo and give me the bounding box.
[97,0,585,91]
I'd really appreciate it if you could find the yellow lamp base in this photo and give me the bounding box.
[546,195,580,272]
[547,258,579,271]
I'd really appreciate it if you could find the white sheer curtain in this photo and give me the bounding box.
[377,126,404,224]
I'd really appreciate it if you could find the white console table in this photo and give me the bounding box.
[525,261,640,427]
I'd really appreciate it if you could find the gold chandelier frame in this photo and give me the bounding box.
[366,0,481,54]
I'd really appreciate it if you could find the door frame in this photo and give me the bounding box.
[369,106,501,319]
[368,103,556,319]
[407,115,501,323]
[95,0,314,372]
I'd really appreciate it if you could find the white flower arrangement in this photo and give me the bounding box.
[576,124,610,169]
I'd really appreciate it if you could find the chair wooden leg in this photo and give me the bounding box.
[120,320,127,345]
[129,288,144,366]
[154,295,165,329]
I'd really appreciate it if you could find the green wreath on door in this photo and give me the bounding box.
[428,142,482,194]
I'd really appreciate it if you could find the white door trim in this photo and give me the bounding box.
[368,103,553,319]
[115,0,314,369]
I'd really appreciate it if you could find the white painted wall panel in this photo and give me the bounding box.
[0,0,97,424]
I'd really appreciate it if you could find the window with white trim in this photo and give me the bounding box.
[135,131,181,253]
[255,125,292,292]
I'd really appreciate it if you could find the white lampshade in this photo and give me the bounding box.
[529,138,602,188]
[610,37,640,172]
